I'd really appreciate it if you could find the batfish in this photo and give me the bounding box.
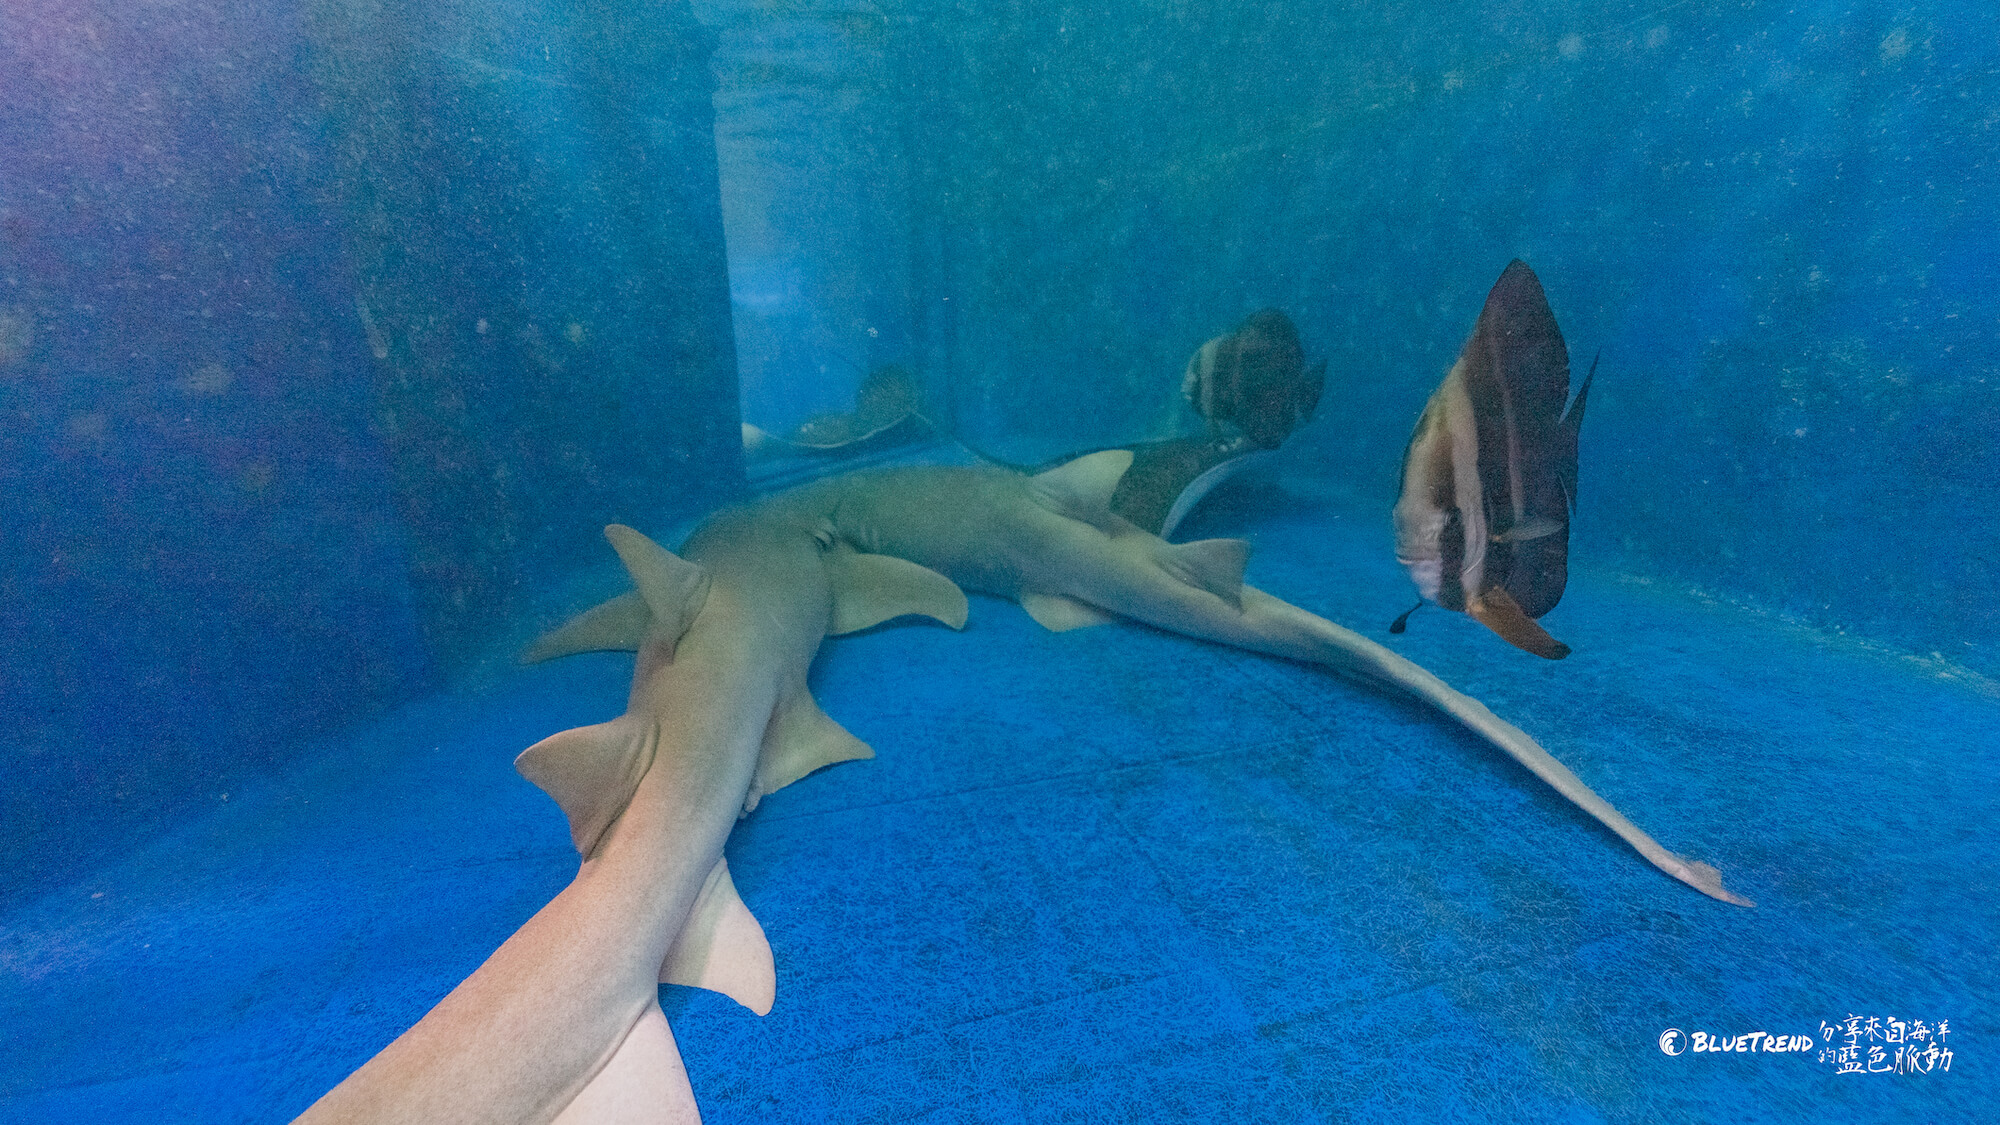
[1392,260,1593,659]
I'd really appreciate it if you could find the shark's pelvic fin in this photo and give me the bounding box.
[1029,449,1135,530]
[1467,587,1571,660]
[1019,592,1117,632]
[1161,537,1253,608]
[659,858,776,1016]
[604,525,710,654]
[550,1001,700,1125]
[521,591,653,664]
[747,689,875,812]
[515,717,658,857]
[825,548,969,634]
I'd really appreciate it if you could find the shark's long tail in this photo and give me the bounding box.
[1233,586,1754,906]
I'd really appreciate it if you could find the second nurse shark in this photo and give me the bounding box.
[297,440,1751,1122]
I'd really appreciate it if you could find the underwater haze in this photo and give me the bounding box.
[2,0,1996,1123]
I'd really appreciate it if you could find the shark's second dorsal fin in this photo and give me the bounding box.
[1160,537,1252,608]
[1020,592,1117,632]
[549,1001,699,1125]
[604,525,709,652]
[825,548,969,635]
[1029,449,1135,529]
[746,689,874,813]
[515,717,658,857]
[659,858,775,1017]
[520,591,653,664]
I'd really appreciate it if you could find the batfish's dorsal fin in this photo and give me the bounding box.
[1467,587,1571,660]
[1160,537,1252,608]
[1020,592,1117,632]
[1029,449,1135,529]
[603,525,710,651]
[746,689,873,812]
[519,591,652,664]
[515,717,658,857]
[659,858,776,1016]
[549,1002,699,1125]
[825,548,969,634]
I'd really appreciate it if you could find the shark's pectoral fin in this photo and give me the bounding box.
[1467,587,1571,659]
[825,548,969,634]
[746,690,874,812]
[660,858,776,1016]
[1019,592,1117,632]
[520,591,653,664]
[516,717,657,857]
[1160,537,1252,608]
[550,1001,700,1125]
[1029,448,1135,530]
[604,525,710,653]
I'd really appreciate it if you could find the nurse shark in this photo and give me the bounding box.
[295,452,1749,1124]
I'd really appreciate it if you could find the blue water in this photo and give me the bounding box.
[4,0,1997,1121]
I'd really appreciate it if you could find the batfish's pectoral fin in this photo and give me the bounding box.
[516,717,658,857]
[1160,537,1252,609]
[1467,587,1571,660]
[521,591,653,664]
[825,548,969,634]
[1020,592,1117,632]
[604,525,710,655]
[747,689,874,812]
[551,1001,701,1125]
[660,858,776,1016]
[1029,449,1135,530]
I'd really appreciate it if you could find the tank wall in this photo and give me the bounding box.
[0,0,740,897]
[896,0,2000,670]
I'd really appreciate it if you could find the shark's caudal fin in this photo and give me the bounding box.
[747,689,875,812]
[521,591,652,663]
[660,858,775,1016]
[516,718,657,857]
[825,548,969,634]
[1029,449,1135,530]
[550,1001,701,1125]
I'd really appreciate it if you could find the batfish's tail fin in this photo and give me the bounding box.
[1556,351,1597,512]
[517,717,658,857]
[522,591,653,663]
[550,1001,701,1125]
[1467,588,1571,660]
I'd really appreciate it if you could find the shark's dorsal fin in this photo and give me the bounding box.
[549,1001,699,1125]
[1020,592,1117,632]
[825,548,969,635]
[1160,537,1252,608]
[520,591,652,664]
[1029,449,1135,529]
[659,858,775,1016]
[515,717,657,857]
[603,525,710,652]
[746,689,874,812]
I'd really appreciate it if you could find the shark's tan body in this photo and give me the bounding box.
[298,453,1744,1124]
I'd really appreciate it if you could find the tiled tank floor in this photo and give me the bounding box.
[3,469,1993,1123]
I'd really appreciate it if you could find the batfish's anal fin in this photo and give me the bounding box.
[1029,449,1135,530]
[660,858,776,1015]
[1467,587,1571,660]
[1160,537,1252,608]
[604,525,710,653]
[1020,592,1117,632]
[550,1001,700,1125]
[747,690,874,812]
[521,590,653,664]
[826,548,969,634]
[516,718,657,857]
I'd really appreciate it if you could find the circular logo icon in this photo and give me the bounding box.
[1658,1028,1685,1056]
